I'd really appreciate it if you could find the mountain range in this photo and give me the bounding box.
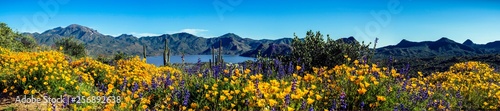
[23,24,293,57]
[376,37,500,58]
[23,24,500,59]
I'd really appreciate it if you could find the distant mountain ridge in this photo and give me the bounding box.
[23,24,294,57]
[376,37,500,58]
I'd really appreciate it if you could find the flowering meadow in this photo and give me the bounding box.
[1,46,500,110]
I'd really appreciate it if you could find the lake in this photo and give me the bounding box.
[146,55,255,66]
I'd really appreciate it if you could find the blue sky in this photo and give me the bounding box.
[1,0,499,47]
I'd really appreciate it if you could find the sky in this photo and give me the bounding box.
[1,0,500,47]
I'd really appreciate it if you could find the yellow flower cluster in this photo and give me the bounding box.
[408,61,500,109]
[5,45,500,110]
[0,47,78,96]
[0,47,182,110]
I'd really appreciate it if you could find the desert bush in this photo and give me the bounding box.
[55,37,86,58]
[290,30,372,70]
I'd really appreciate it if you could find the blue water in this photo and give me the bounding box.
[146,55,255,66]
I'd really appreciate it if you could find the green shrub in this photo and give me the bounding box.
[290,30,372,70]
[0,22,37,51]
[55,37,86,58]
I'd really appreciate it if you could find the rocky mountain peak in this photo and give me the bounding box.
[463,39,475,45]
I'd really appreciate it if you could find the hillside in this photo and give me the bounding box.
[375,37,500,58]
[23,24,293,57]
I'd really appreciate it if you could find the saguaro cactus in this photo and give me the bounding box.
[143,45,147,60]
[218,40,222,66]
[211,46,215,68]
[163,38,170,66]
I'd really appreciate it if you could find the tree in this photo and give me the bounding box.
[55,37,86,58]
[0,22,37,51]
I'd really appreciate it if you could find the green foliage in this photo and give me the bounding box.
[114,52,132,61]
[96,52,133,66]
[290,30,371,70]
[55,37,86,58]
[0,22,37,51]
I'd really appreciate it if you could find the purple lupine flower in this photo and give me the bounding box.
[432,99,438,108]
[300,63,305,74]
[456,91,463,108]
[132,82,139,93]
[142,81,149,91]
[360,101,365,109]
[309,106,314,111]
[272,107,276,111]
[139,93,143,98]
[100,83,108,94]
[300,100,306,110]
[285,94,291,105]
[419,87,428,100]
[404,63,410,78]
[402,80,408,90]
[330,100,336,111]
[274,59,281,69]
[63,92,69,108]
[399,103,406,111]
[258,61,263,74]
[121,77,127,91]
[373,71,380,79]
[444,100,450,110]
[268,65,273,76]
[203,69,209,78]
[180,80,185,90]
[397,80,407,98]
[222,62,227,71]
[151,77,158,90]
[255,80,261,98]
[213,66,220,79]
[164,75,172,88]
[227,67,233,78]
[410,94,418,104]
[340,92,347,110]
[175,89,182,100]
[183,90,190,106]
[278,65,285,79]
[363,56,368,64]
[291,79,297,92]
[288,61,293,75]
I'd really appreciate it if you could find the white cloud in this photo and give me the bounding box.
[109,34,122,37]
[130,32,161,37]
[173,29,208,36]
